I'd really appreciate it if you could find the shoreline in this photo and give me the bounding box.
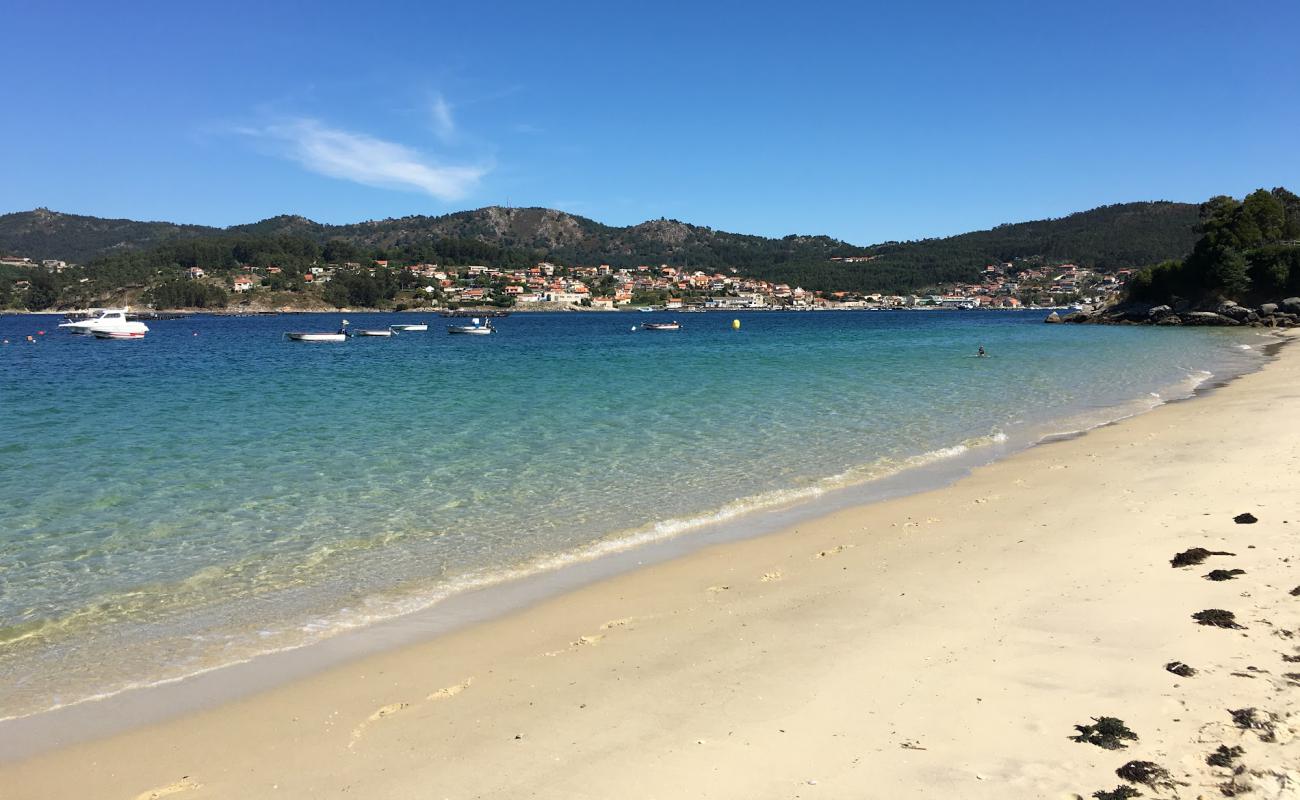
[0,332,1262,740]
[5,333,1294,800]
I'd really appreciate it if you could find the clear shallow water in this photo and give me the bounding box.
[0,310,1262,718]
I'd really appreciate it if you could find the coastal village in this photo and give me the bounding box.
[0,253,1134,311]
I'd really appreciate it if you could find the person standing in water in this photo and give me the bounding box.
[977,345,986,357]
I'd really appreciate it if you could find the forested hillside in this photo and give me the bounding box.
[1,199,1203,300]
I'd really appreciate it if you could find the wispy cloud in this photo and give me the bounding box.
[513,122,545,135]
[239,118,488,200]
[430,93,457,142]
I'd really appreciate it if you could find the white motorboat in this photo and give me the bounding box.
[89,311,150,339]
[59,307,130,335]
[390,323,428,332]
[641,321,681,331]
[447,318,494,335]
[354,329,394,337]
[287,332,347,342]
[287,321,349,342]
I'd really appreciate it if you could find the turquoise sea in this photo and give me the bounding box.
[0,310,1264,720]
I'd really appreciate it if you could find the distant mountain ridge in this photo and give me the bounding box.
[0,201,1201,293]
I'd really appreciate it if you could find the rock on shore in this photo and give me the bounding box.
[1048,298,1300,327]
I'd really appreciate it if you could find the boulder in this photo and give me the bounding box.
[1217,302,1253,321]
[1063,312,1092,323]
[1043,311,1062,324]
[1260,303,1279,315]
[1282,297,1300,313]
[1180,311,1239,326]
[1154,314,1183,325]
[1148,304,1174,320]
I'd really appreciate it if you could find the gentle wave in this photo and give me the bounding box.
[0,429,1011,722]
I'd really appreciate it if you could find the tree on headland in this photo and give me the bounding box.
[1127,187,1300,304]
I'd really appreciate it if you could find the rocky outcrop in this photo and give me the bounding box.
[1049,300,1300,327]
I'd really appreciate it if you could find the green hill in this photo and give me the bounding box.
[1,200,1201,297]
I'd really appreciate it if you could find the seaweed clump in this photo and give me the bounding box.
[1093,786,1141,800]
[1234,513,1258,524]
[1290,585,1300,597]
[1193,609,1245,629]
[1165,660,1197,677]
[1170,547,1234,568]
[1207,744,1245,768]
[1070,717,1138,750]
[1229,707,1279,742]
[1205,569,1247,581]
[1116,760,1177,790]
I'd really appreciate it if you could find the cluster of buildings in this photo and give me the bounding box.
[1,255,69,272]
[5,249,1132,310]
[377,260,1131,310]
[921,262,1131,309]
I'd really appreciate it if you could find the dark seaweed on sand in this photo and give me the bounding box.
[1093,786,1141,800]
[1291,585,1300,597]
[1116,761,1176,789]
[1207,745,1245,767]
[1229,708,1278,742]
[1192,609,1244,629]
[1070,717,1138,750]
[1165,661,1197,677]
[1170,547,1235,568]
[1205,569,1246,581]
[1233,513,1258,524]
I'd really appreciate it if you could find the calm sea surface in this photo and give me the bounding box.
[0,310,1263,718]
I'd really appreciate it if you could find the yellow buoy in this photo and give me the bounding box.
[731,319,741,330]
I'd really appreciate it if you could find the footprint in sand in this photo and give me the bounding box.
[760,571,783,582]
[348,702,410,749]
[815,544,855,559]
[600,617,637,630]
[427,677,473,701]
[544,633,606,657]
[133,777,199,800]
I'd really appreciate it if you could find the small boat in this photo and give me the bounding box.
[641,321,680,331]
[287,332,347,342]
[287,321,349,342]
[389,323,428,332]
[354,329,394,337]
[91,316,150,339]
[447,318,494,335]
[59,307,129,335]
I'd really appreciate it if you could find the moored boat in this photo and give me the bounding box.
[447,318,494,335]
[92,322,149,340]
[287,321,349,342]
[354,329,394,337]
[286,332,347,342]
[389,323,428,332]
[59,308,129,335]
[641,321,681,331]
[86,310,150,339]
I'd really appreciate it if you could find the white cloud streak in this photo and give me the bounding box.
[243,118,488,200]
[431,93,456,142]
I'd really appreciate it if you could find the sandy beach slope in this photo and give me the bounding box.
[5,334,1299,800]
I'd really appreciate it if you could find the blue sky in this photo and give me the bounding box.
[4,0,1298,244]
